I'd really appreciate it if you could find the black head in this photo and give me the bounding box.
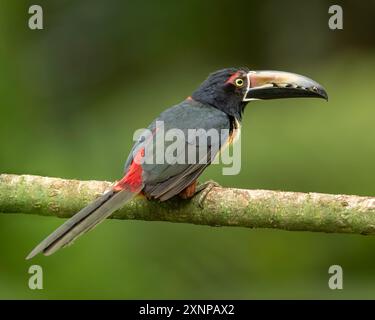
[191,67,328,121]
[192,68,249,120]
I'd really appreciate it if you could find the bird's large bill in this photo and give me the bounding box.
[243,70,328,101]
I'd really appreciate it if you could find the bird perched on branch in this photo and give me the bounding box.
[27,68,327,259]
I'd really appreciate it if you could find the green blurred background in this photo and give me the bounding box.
[0,0,374,299]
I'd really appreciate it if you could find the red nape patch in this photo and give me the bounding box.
[113,147,144,192]
[225,71,241,84]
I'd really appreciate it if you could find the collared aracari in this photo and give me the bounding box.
[27,68,327,259]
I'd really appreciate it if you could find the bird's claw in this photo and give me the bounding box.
[196,180,221,208]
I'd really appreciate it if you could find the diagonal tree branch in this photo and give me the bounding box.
[1,174,375,235]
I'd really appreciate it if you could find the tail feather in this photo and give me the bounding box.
[26,188,138,260]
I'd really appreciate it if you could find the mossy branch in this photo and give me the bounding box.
[1,174,375,235]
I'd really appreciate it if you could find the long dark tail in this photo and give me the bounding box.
[26,188,138,259]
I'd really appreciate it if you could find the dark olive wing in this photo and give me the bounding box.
[123,99,230,201]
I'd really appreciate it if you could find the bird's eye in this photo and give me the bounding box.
[235,78,244,87]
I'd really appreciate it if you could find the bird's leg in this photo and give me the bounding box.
[195,180,221,208]
[179,180,221,207]
[178,181,198,199]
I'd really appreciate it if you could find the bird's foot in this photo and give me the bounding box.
[196,180,221,208]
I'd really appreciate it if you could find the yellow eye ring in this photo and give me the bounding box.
[235,78,244,87]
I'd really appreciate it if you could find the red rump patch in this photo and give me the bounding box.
[113,147,144,192]
[114,126,160,193]
[225,71,241,84]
